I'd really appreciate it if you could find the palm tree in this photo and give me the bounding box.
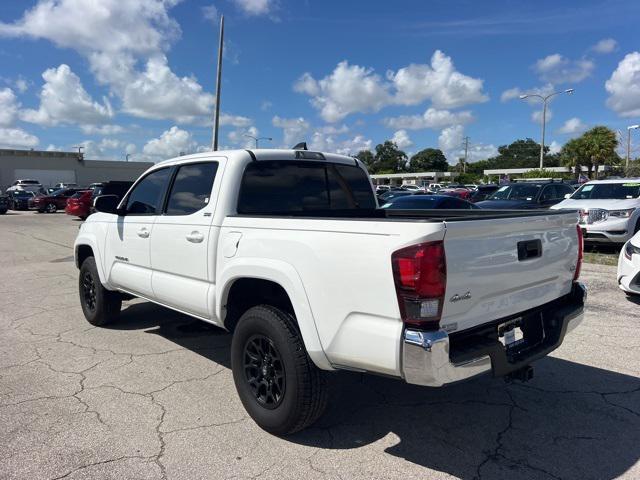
[561,137,589,178]
[581,126,619,179]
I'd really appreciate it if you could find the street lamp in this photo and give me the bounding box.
[244,135,272,148]
[519,88,574,169]
[627,125,640,171]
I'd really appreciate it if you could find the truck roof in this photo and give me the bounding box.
[155,149,360,168]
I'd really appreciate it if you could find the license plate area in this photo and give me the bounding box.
[498,318,525,349]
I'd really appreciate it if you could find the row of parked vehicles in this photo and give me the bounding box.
[0,180,132,218]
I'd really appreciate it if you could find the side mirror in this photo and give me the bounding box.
[93,195,122,215]
[564,193,572,199]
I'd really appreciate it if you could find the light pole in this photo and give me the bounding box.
[627,125,640,171]
[125,153,131,162]
[519,88,574,169]
[244,135,272,148]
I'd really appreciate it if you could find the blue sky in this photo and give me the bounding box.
[0,0,639,163]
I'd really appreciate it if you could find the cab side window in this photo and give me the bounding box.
[165,162,218,215]
[124,168,171,215]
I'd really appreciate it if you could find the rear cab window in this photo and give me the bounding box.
[237,160,376,214]
[165,162,218,215]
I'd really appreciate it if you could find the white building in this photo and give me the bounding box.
[370,171,458,186]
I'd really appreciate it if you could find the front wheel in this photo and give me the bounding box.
[79,257,122,326]
[45,203,57,213]
[231,305,328,435]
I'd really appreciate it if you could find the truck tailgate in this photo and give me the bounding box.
[440,211,579,333]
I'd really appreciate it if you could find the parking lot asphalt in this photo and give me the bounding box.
[1,210,639,480]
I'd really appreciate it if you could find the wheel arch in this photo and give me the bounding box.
[74,236,108,286]
[217,259,332,370]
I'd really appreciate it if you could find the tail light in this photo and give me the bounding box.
[574,225,583,281]
[392,241,446,329]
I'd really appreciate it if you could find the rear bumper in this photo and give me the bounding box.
[402,282,586,387]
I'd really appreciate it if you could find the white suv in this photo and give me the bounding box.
[551,179,640,243]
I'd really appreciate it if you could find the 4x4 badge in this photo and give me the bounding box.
[450,291,472,303]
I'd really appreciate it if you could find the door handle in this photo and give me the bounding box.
[137,228,150,238]
[186,231,204,243]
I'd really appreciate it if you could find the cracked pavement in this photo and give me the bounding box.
[1,210,639,480]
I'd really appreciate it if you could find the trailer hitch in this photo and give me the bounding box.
[504,365,534,383]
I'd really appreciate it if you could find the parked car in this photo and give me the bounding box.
[402,184,424,192]
[32,188,83,213]
[0,194,8,214]
[377,189,414,205]
[439,187,472,200]
[381,194,479,210]
[7,179,43,193]
[469,184,500,203]
[75,148,585,435]
[64,181,134,219]
[7,190,36,210]
[375,185,390,195]
[65,190,93,219]
[618,232,640,296]
[54,182,79,189]
[476,182,574,210]
[551,179,640,244]
[427,183,443,192]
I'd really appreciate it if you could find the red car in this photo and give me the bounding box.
[65,190,93,219]
[439,187,472,200]
[31,188,83,213]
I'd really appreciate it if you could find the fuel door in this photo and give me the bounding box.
[223,231,243,258]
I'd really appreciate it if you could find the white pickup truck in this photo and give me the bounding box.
[74,148,586,434]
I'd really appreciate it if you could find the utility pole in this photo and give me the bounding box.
[462,136,470,174]
[627,125,640,172]
[211,14,224,151]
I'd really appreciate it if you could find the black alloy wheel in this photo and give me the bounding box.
[243,334,286,409]
[82,270,97,312]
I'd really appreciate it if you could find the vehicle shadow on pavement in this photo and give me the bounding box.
[115,302,640,480]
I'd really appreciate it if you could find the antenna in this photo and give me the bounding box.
[211,14,225,151]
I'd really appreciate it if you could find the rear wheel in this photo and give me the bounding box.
[231,305,328,435]
[79,257,121,326]
[45,203,57,213]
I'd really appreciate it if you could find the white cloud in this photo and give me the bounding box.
[557,117,587,135]
[531,108,553,124]
[15,78,28,93]
[20,64,113,126]
[294,62,391,122]
[272,116,310,147]
[390,50,488,108]
[295,51,487,122]
[391,130,413,149]
[0,88,19,127]
[232,0,275,16]
[219,113,252,128]
[81,124,125,135]
[438,125,464,152]
[260,100,272,111]
[548,141,562,155]
[591,38,617,54]
[308,132,372,156]
[500,87,523,102]
[533,54,594,84]
[501,84,555,105]
[227,125,261,148]
[605,52,640,118]
[202,4,219,24]
[0,0,245,125]
[0,127,39,149]
[382,107,474,130]
[142,126,198,161]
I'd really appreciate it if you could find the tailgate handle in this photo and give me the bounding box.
[518,239,542,261]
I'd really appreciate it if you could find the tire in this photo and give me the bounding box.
[0,209,6,215]
[79,257,122,326]
[45,203,57,213]
[231,305,328,435]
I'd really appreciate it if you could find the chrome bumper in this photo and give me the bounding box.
[402,283,586,387]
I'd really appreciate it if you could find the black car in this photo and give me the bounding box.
[381,194,479,210]
[469,184,500,203]
[0,194,8,214]
[7,190,36,210]
[476,182,574,209]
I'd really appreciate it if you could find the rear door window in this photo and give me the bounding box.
[165,162,218,215]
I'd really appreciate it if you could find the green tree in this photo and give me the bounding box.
[561,137,590,177]
[371,140,408,174]
[355,149,375,172]
[408,148,448,172]
[582,126,620,178]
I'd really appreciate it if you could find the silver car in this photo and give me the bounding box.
[551,179,640,244]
